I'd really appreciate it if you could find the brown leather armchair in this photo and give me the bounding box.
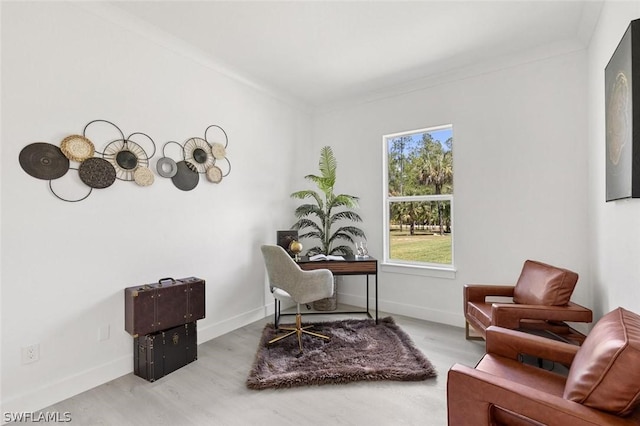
[447,308,640,425]
[465,260,592,343]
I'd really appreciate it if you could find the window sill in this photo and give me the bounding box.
[381,262,456,279]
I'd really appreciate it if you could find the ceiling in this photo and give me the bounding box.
[111,1,602,108]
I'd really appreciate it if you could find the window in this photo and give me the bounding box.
[383,125,454,271]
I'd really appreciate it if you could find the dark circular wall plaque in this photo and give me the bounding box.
[171,160,199,191]
[193,148,208,164]
[78,157,116,189]
[116,150,138,170]
[19,142,70,180]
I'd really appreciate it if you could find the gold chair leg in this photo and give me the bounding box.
[296,314,304,352]
[302,329,330,340]
[297,329,303,353]
[268,329,297,344]
[267,311,331,351]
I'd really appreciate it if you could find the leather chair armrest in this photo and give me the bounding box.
[491,303,592,329]
[566,301,593,322]
[447,363,635,426]
[485,326,579,365]
[464,284,515,303]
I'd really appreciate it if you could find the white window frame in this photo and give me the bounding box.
[382,126,456,278]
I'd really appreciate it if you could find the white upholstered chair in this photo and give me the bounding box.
[260,244,334,352]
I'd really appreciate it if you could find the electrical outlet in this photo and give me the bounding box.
[21,344,40,364]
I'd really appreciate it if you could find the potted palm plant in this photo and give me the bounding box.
[291,146,366,256]
[291,146,366,310]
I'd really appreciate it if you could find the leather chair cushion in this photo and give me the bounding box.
[513,260,578,306]
[563,307,640,416]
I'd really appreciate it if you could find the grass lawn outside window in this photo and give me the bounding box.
[389,229,452,265]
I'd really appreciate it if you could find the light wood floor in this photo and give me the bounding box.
[40,307,486,425]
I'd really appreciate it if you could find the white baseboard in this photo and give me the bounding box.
[1,306,269,417]
[1,354,131,417]
[338,292,464,328]
[197,307,266,344]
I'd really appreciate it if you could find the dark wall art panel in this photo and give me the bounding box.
[606,19,640,201]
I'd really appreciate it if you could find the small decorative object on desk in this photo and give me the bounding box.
[356,241,369,258]
[277,230,298,257]
[309,254,344,261]
[289,240,303,261]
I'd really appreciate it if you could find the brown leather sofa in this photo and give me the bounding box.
[465,260,592,343]
[447,307,640,425]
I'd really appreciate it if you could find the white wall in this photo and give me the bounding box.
[587,0,640,319]
[313,46,590,327]
[1,2,307,413]
[5,0,636,416]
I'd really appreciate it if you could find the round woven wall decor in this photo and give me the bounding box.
[133,166,154,187]
[60,135,95,162]
[211,143,226,160]
[206,165,223,183]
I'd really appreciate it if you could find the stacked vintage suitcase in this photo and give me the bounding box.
[124,277,205,382]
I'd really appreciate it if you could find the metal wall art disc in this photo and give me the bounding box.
[117,150,138,170]
[78,157,116,189]
[19,142,70,180]
[206,165,223,183]
[133,166,154,187]
[156,157,178,178]
[171,160,199,191]
[103,139,149,181]
[60,135,95,162]
[184,137,214,173]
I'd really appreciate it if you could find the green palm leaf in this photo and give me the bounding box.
[318,146,336,184]
[291,190,324,211]
[330,245,355,256]
[290,146,366,255]
[298,231,324,241]
[330,211,363,224]
[292,218,323,233]
[329,194,359,209]
[294,204,325,221]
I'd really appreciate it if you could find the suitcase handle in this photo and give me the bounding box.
[158,278,176,287]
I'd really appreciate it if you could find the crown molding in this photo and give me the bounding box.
[70,1,312,115]
[314,38,587,116]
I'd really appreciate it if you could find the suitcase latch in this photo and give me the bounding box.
[172,333,179,345]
